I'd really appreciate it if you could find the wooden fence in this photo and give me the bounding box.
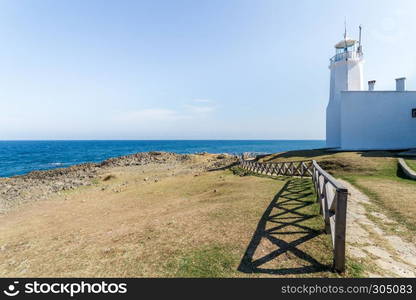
[239,159,314,177]
[311,160,348,272]
[239,158,348,273]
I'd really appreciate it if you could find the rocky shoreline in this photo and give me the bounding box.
[0,152,237,213]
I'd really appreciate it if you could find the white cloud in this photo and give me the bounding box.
[113,105,215,123]
[192,98,213,103]
[184,104,216,114]
[185,98,217,114]
[114,108,188,123]
[113,99,217,128]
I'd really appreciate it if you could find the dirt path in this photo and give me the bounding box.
[340,179,416,277]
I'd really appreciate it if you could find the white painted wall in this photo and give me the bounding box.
[340,91,416,150]
[326,55,364,148]
[326,101,341,148]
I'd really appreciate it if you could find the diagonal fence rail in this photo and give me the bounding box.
[239,157,348,273]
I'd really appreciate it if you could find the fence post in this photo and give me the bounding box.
[333,188,348,273]
[322,180,331,234]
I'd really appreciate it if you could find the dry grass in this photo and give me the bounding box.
[0,159,351,277]
[1,166,262,277]
[351,177,416,234]
[234,178,340,277]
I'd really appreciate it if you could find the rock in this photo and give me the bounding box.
[0,151,238,213]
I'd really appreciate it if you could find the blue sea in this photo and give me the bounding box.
[0,140,325,177]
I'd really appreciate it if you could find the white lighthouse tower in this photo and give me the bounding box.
[326,26,364,148]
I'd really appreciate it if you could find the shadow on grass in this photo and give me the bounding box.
[260,149,330,162]
[396,164,409,180]
[261,148,406,163]
[396,163,416,183]
[360,150,405,158]
[207,162,239,172]
[238,179,332,275]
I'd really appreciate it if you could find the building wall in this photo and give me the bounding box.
[340,91,416,150]
[346,60,364,91]
[326,58,364,148]
[326,101,341,148]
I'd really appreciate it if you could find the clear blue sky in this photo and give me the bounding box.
[1,0,415,140]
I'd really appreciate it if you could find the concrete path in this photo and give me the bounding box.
[340,179,416,277]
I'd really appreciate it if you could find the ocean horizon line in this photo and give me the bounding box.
[0,138,325,142]
[0,140,326,177]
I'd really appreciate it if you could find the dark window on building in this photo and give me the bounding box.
[413,108,416,118]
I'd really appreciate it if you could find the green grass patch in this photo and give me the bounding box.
[405,158,416,172]
[91,178,100,185]
[345,260,365,278]
[165,245,239,278]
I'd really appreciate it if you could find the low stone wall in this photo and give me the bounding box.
[398,158,416,180]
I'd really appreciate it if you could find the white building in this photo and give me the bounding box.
[326,28,416,150]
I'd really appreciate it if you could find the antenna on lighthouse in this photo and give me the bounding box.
[358,25,363,54]
[344,18,348,62]
[344,18,347,40]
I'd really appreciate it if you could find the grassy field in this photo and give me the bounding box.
[2,150,413,277]
[405,158,416,172]
[260,150,416,237]
[0,159,361,277]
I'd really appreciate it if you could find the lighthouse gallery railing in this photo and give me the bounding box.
[330,50,363,64]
